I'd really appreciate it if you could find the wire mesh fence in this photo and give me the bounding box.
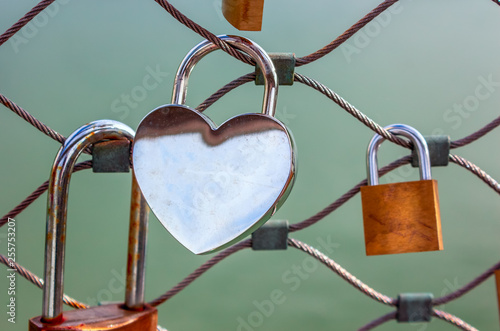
[1,0,500,330]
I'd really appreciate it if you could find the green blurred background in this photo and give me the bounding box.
[1,0,500,330]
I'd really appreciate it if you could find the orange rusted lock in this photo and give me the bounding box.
[222,0,265,31]
[29,120,157,330]
[360,124,443,256]
[495,269,500,324]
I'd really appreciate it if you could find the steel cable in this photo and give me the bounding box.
[0,0,56,47]
[294,73,410,148]
[289,155,412,232]
[0,161,92,227]
[198,71,500,157]
[288,238,396,306]
[0,94,66,145]
[295,0,400,66]
[0,0,397,147]
[1,1,500,328]
[1,0,497,157]
[449,154,500,194]
[433,259,500,306]
[357,312,396,331]
[149,239,251,307]
[196,73,256,112]
[152,0,400,68]
[153,0,254,65]
[432,309,478,331]
[0,254,88,309]
[450,115,500,149]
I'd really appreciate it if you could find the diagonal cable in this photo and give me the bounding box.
[0,0,56,47]
[294,73,410,148]
[0,161,92,228]
[296,0,400,66]
[288,238,396,306]
[0,93,65,144]
[433,259,500,306]
[289,155,411,232]
[432,309,478,331]
[450,115,500,148]
[358,312,396,331]
[148,239,251,307]
[196,73,256,112]
[449,154,500,194]
[152,0,399,68]
[152,0,253,65]
[0,254,88,309]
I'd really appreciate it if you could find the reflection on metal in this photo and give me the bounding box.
[40,120,149,321]
[171,35,278,117]
[366,124,431,186]
[126,174,150,310]
[133,35,296,255]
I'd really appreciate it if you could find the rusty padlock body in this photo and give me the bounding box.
[360,124,443,256]
[29,120,157,330]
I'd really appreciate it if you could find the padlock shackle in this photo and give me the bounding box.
[42,120,149,321]
[367,124,431,186]
[171,34,278,117]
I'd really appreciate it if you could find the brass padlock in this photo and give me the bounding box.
[360,124,443,256]
[222,0,265,31]
[29,120,157,330]
[495,269,500,323]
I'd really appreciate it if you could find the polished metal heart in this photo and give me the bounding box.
[132,105,296,254]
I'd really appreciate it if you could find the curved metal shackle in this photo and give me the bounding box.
[171,34,278,117]
[366,124,431,186]
[42,120,150,321]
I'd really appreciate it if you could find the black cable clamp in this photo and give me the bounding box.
[397,293,433,323]
[252,219,289,250]
[92,140,131,173]
[255,53,295,86]
[411,135,450,167]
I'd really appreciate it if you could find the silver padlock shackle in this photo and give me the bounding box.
[367,124,431,186]
[171,34,278,117]
[42,120,149,321]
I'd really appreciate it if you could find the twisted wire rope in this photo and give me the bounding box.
[0,0,56,47]
[356,309,478,331]
[0,161,92,227]
[0,94,66,145]
[288,238,396,305]
[433,309,478,331]
[357,312,396,331]
[148,239,252,307]
[153,0,254,65]
[295,0,400,66]
[0,254,88,309]
[449,154,500,194]
[289,155,411,232]
[450,115,500,149]
[433,259,500,306]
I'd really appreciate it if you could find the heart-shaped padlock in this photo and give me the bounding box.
[132,35,296,254]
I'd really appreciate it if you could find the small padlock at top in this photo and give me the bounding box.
[132,35,296,255]
[360,124,443,256]
[29,120,157,331]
